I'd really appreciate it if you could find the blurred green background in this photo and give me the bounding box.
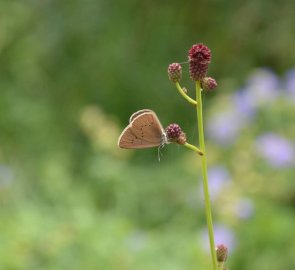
[1,0,295,269]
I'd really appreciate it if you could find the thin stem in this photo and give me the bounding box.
[196,80,217,270]
[217,261,224,270]
[183,142,203,156]
[175,82,198,105]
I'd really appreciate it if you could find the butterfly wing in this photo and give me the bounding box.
[118,125,161,149]
[129,109,153,123]
[118,110,166,149]
[130,111,164,143]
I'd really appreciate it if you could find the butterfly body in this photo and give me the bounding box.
[118,109,168,149]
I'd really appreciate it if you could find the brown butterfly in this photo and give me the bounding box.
[118,109,168,149]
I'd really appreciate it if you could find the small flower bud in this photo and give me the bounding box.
[216,244,228,262]
[176,132,187,145]
[202,77,218,91]
[188,43,211,81]
[168,63,182,83]
[166,123,182,140]
[165,123,187,145]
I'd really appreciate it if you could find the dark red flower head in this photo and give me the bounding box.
[166,123,187,145]
[166,123,182,139]
[188,43,211,81]
[188,43,211,64]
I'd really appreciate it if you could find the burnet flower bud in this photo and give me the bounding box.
[166,123,182,139]
[216,244,228,262]
[166,123,187,145]
[168,63,182,83]
[176,132,187,145]
[202,77,218,91]
[188,43,211,81]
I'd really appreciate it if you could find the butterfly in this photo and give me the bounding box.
[118,109,168,149]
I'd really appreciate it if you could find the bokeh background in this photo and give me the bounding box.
[1,0,295,269]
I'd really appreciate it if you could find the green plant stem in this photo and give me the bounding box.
[217,261,224,270]
[175,82,198,105]
[183,142,203,156]
[195,80,217,270]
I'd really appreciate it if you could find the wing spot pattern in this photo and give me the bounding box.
[131,134,139,143]
[139,120,154,138]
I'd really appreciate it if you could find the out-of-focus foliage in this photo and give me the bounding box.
[0,0,295,269]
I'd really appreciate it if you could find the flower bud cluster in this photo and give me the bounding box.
[168,43,217,91]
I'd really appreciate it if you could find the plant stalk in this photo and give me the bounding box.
[175,82,198,105]
[195,80,217,270]
[183,142,203,156]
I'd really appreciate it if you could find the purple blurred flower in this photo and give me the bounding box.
[255,133,295,168]
[207,110,246,145]
[199,166,231,201]
[284,68,295,99]
[201,224,236,253]
[234,198,255,219]
[246,68,280,104]
[233,88,257,118]
[208,69,281,146]
[233,69,280,118]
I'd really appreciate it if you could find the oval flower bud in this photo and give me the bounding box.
[216,244,228,262]
[166,123,187,145]
[202,77,218,91]
[168,63,182,83]
[188,43,211,81]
